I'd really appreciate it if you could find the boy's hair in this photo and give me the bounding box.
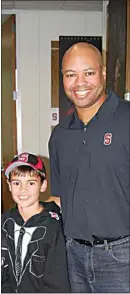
[8,166,45,183]
[5,152,46,182]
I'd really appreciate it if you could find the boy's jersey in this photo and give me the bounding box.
[1,202,70,293]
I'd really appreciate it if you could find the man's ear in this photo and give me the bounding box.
[40,179,47,192]
[102,66,106,81]
[7,180,11,192]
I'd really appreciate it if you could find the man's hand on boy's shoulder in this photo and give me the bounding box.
[43,200,61,215]
[45,196,61,207]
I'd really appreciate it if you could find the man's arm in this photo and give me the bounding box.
[48,130,61,208]
[46,196,61,207]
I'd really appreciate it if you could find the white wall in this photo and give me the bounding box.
[16,10,103,158]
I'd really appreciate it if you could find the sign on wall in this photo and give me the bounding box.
[50,107,59,126]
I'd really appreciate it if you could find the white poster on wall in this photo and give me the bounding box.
[50,108,59,126]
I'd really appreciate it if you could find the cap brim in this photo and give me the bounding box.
[5,162,45,179]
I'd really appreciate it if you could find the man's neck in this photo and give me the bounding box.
[76,94,106,124]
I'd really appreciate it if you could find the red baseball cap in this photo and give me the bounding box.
[5,152,46,179]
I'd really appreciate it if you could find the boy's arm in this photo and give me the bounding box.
[1,256,11,293]
[1,232,13,293]
[43,222,70,293]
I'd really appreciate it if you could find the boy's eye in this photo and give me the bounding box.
[13,181,20,186]
[29,182,35,186]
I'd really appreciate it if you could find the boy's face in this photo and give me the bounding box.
[8,172,47,209]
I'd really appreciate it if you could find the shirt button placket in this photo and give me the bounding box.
[82,126,87,144]
[82,140,86,144]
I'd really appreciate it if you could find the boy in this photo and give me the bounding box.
[1,152,70,293]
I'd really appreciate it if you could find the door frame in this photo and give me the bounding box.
[2,11,22,154]
[126,0,130,92]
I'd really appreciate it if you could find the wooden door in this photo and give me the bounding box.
[1,15,17,212]
[51,41,59,108]
[106,0,127,98]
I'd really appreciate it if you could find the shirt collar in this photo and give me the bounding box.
[60,89,119,129]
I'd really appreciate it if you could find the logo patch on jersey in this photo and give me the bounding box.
[49,212,59,220]
[104,133,112,145]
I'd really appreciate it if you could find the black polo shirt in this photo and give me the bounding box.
[49,89,130,241]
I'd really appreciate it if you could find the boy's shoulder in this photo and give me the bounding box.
[42,201,60,214]
[40,201,64,233]
[41,201,62,227]
[2,206,16,221]
[1,202,61,231]
[1,207,18,234]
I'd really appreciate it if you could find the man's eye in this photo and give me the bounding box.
[66,73,76,78]
[85,72,95,76]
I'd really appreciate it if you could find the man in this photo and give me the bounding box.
[48,42,130,292]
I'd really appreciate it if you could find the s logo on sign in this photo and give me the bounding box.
[104,133,112,145]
